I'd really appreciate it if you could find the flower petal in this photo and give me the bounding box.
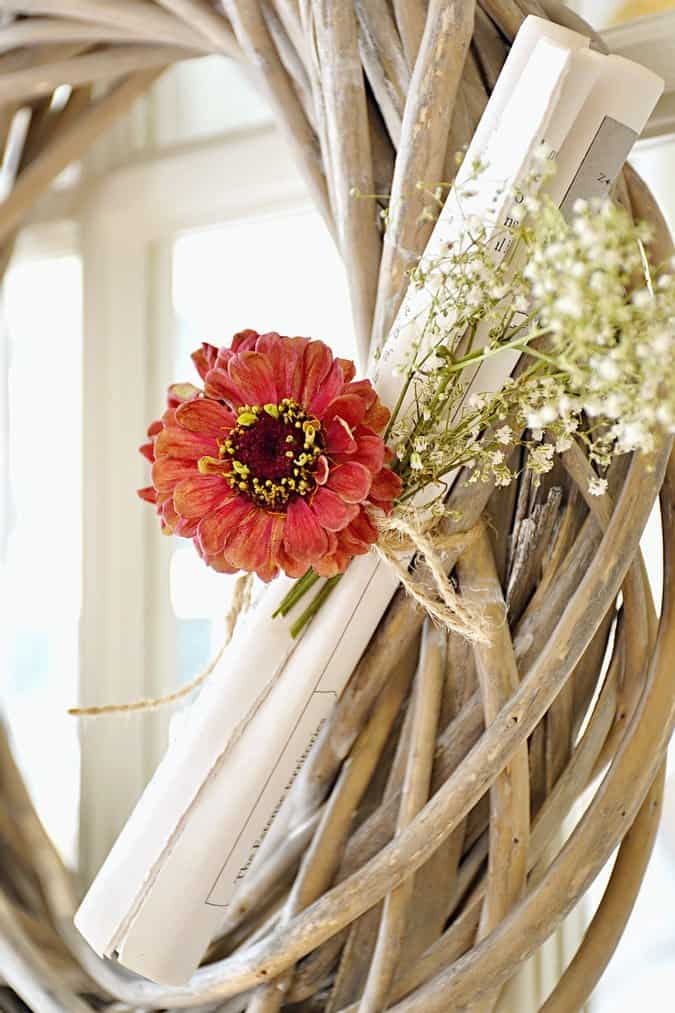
[228,351,277,406]
[336,357,356,383]
[283,496,329,564]
[255,332,288,387]
[155,426,218,461]
[197,496,253,555]
[191,343,219,380]
[323,394,367,429]
[364,400,390,433]
[176,398,235,437]
[257,516,285,582]
[151,456,195,493]
[224,510,282,581]
[315,454,329,485]
[300,341,333,411]
[174,474,231,520]
[327,461,372,503]
[277,543,311,579]
[338,509,379,553]
[232,329,260,353]
[308,359,345,417]
[352,434,385,472]
[311,487,359,531]
[160,497,180,533]
[343,380,390,434]
[285,336,311,402]
[325,416,357,455]
[137,485,157,504]
[139,440,155,463]
[369,467,403,505]
[204,552,239,574]
[167,382,201,409]
[344,379,376,406]
[204,366,246,406]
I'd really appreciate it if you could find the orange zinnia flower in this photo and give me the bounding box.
[139,330,401,581]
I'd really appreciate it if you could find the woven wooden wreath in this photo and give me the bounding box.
[1,2,674,1011]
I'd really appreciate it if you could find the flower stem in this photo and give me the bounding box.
[272,568,321,618]
[290,574,342,638]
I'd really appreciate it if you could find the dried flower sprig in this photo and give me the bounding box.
[385,176,674,505]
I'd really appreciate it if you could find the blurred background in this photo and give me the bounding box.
[1,2,675,1009]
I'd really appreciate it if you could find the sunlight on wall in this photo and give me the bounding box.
[169,207,355,683]
[0,254,82,867]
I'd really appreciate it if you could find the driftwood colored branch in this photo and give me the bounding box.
[0,2,673,1012]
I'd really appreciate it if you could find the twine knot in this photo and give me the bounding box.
[373,510,490,643]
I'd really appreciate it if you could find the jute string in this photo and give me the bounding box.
[68,572,254,717]
[373,512,491,644]
[69,513,490,719]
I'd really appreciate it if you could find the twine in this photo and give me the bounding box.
[70,511,489,719]
[68,573,254,718]
[373,511,490,644]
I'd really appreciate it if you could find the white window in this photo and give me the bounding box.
[1,238,82,868]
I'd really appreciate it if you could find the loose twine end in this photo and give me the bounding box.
[69,511,490,718]
[68,573,254,718]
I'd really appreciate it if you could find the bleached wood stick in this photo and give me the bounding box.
[7,0,220,53]
[472,4,509,88]
[387,442,675,1010]
[335,621,624,1010]
[458,530,529,942]
[262,2,315,129]
[0,44,197,106]
[310,1,381,367]
[224,0,335,240]
[0,894,95,1013]
[370,0,474,352]
[477,0,525,40]
[0,71,162,245]
[0,40,87,76]
[355,0,409,145]
[154,0,243,58]
[539,763,665,1013]
[269,0,307,67]
[357,621,445,1011]
[392,0,427,70]
[0,18,143,50]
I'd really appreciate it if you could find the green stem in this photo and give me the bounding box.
[290,574,342,638]
[384,370,415,441]
[272,568,320,618]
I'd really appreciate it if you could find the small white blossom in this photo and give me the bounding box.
[588,476,608,497]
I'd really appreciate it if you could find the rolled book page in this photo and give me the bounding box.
[74,16,663,987]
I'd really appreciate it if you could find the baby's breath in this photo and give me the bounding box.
[389,169,674,502]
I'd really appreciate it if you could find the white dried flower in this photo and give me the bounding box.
[495,425,513,445]
[588,476,608,497]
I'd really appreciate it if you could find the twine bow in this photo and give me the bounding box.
[373,511,490,644]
